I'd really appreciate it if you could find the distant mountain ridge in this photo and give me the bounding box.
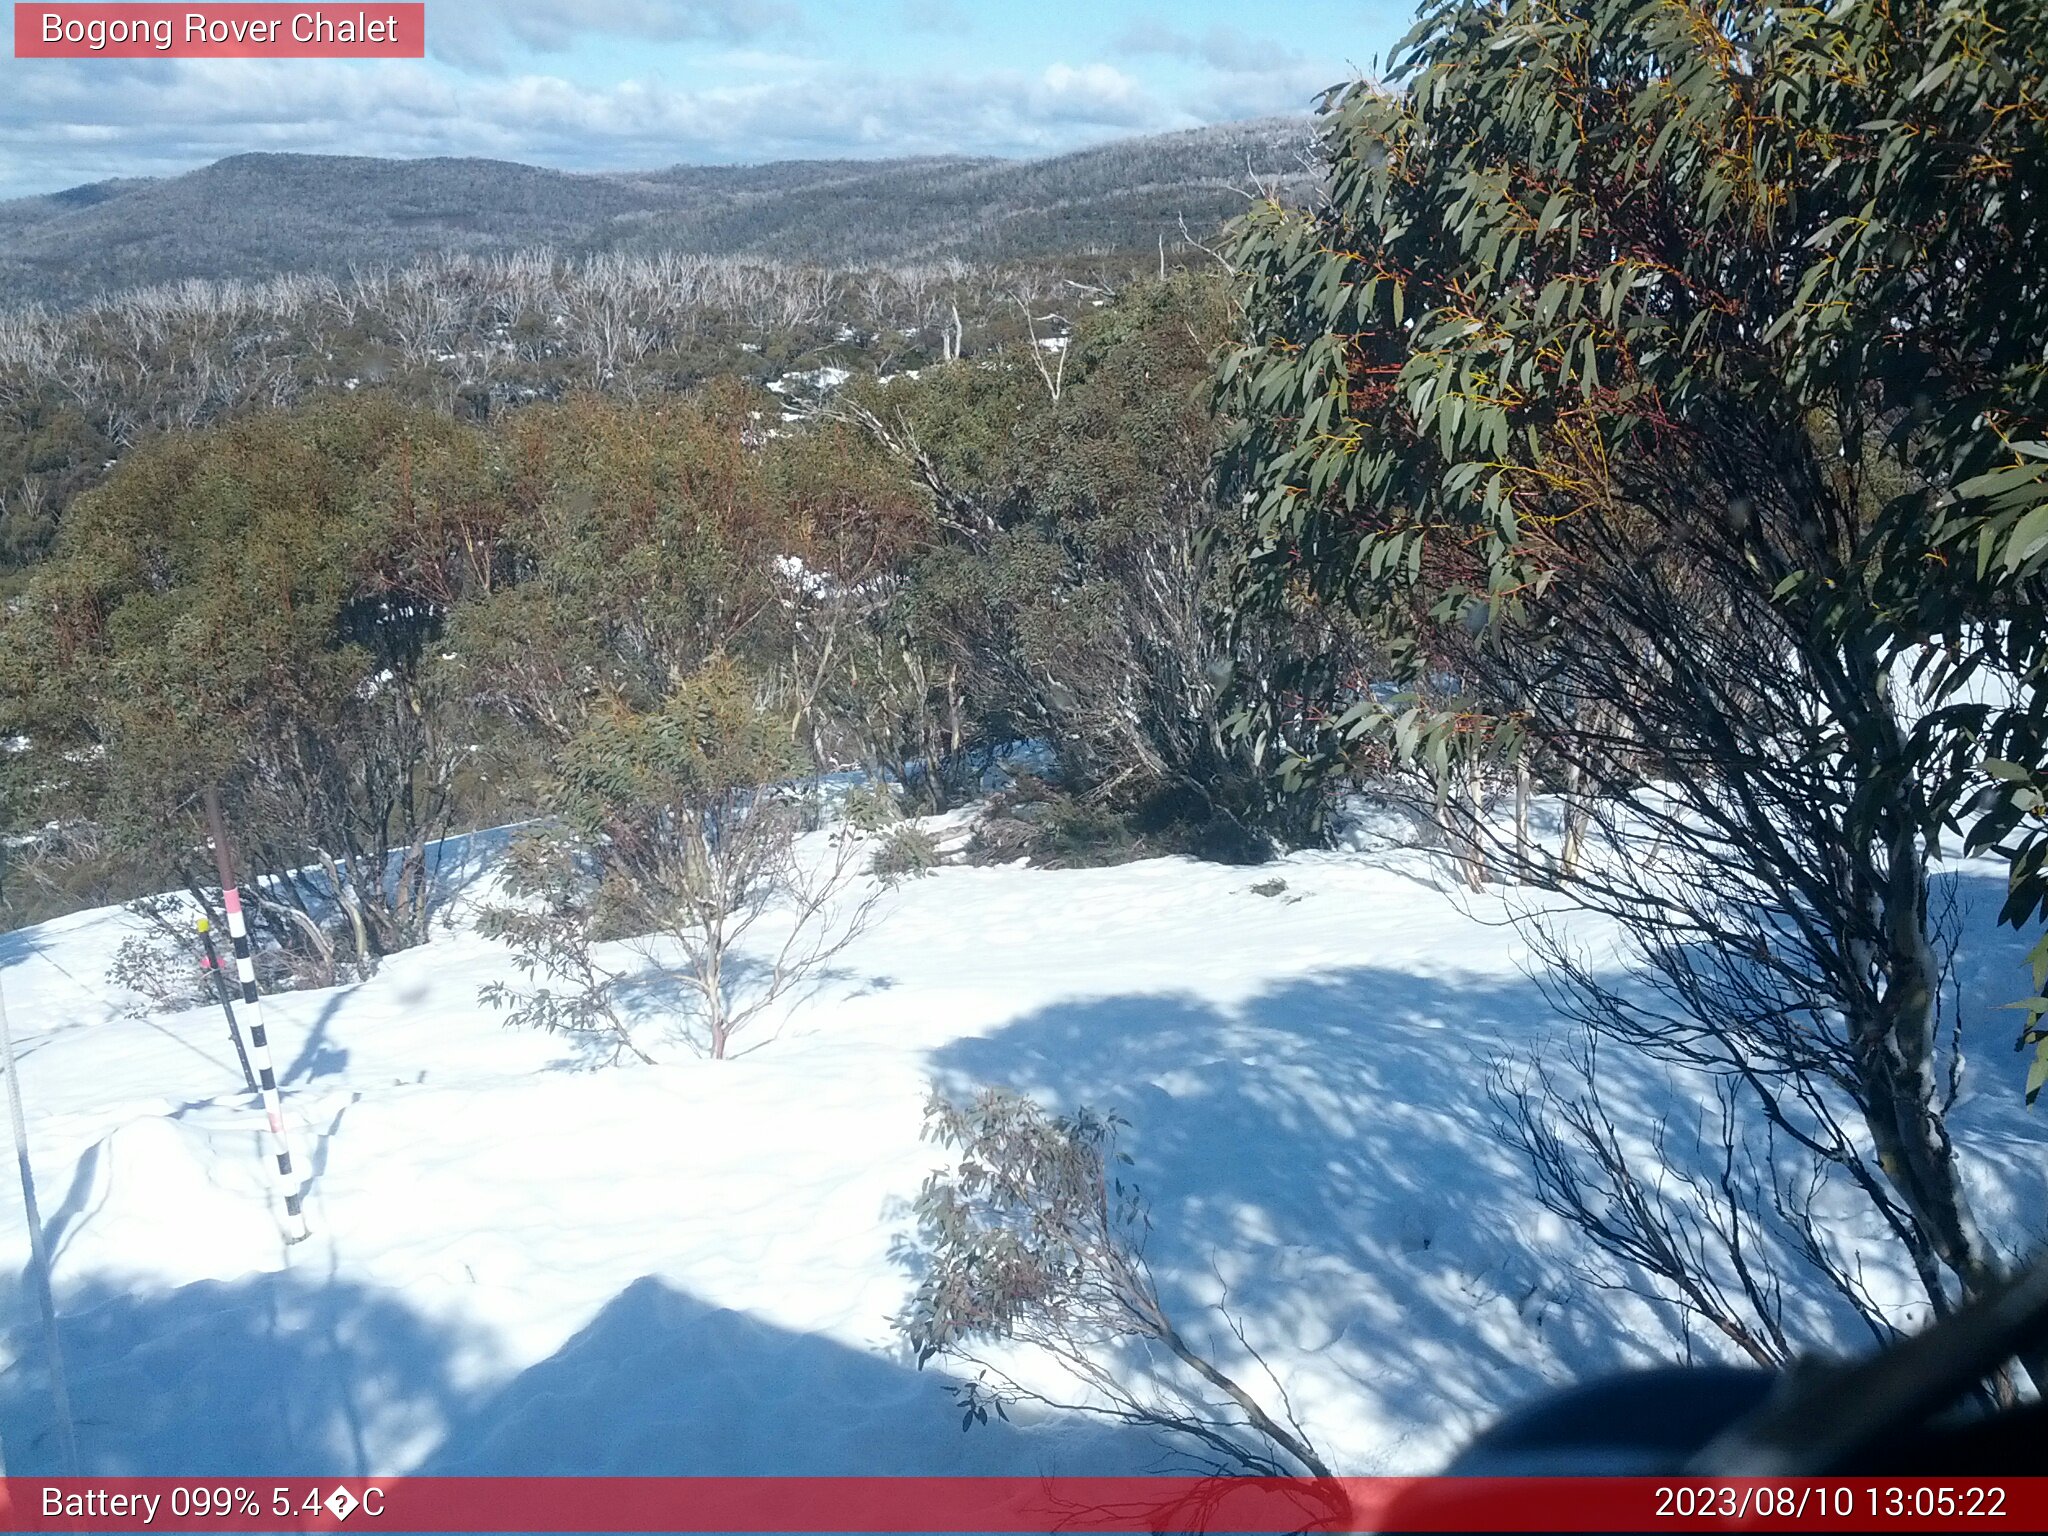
[0,119,1317,309]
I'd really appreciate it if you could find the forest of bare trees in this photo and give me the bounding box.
[0,245,1177,578]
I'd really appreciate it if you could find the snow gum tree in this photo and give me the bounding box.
[830,277,1347,851]
[1217,0,2046,1383]
[0,396,497,974]
[463,393,881,1059]
[482,658,876,1061]
[448,389,800,744]
[901,1086,1343,1503]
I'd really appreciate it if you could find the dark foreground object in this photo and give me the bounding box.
[1444,1365,2047,1476]
[1443,1253,2048,1477]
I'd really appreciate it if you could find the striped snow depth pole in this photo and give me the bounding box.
[201,787,311,1245]
[219,885,308,1241]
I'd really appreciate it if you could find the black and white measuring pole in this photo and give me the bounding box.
[202,787,310,1245]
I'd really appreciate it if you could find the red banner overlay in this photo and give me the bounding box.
[0,1478,2043,1532]
[13,5,424,58]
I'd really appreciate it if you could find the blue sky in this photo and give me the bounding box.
[0,1,1408,200]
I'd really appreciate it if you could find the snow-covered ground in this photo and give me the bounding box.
[0,813,2042,1477]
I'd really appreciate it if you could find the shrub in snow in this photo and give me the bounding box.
[106,898,211,1019]
[105,891,356,1013]
[480,659,879,1061]
[900,1087,1339,1487]
[477,832,650,1065]
[962,780,1143,869]
[839,780,903,833]
[869,823,941,885]
[1036,795,1145,867]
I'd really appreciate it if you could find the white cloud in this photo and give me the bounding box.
[1036,62,1147,115]
[0,54,1179,198]
[1111,19,1351,121]
[0,0,1365,201]
[425,0,794,73]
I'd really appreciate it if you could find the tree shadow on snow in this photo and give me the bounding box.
[0,1271,1152,1477]
[0,1269,463,1475]
[0,928,86,1061]
[922,966,1696,1462]
[280,986,355,1087]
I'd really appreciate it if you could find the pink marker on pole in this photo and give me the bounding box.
[202,787,310,1243]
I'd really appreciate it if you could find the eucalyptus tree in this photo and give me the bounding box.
[1218,0,2046,1372]
[0,396,500,975]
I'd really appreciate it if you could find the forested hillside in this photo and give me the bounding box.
[0,119,1313,309]
[0,245,1204,583]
